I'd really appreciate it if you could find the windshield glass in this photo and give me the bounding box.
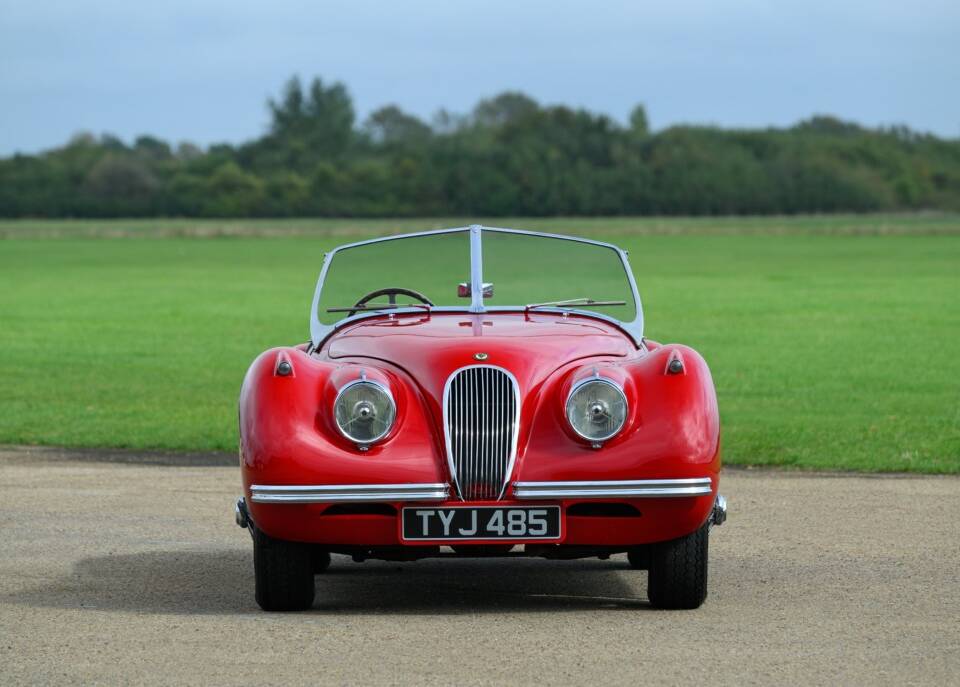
[317,230,470,325]
[482,230,637,322]
[315,227,638,330]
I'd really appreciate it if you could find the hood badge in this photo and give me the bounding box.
[474,352,489,361]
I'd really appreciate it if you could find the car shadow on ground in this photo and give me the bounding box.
[6,549,653,615]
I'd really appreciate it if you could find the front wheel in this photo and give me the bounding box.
[646,523,708,609]
[253,529,317,611]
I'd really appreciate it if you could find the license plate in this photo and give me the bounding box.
[401,506,561,541]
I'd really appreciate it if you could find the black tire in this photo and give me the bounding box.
[626,547,649,570]
[253,529,316,611]
[312,549,332,573]
[647,524,708,610]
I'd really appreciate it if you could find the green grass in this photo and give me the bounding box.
[1,216,958,472]
[3,212,960,239]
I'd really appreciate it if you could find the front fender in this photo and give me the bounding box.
[513,343,721,482]
[239,347,449,536]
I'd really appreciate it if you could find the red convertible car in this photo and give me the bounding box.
[235,226,725,611]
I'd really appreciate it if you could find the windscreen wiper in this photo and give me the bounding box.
[326,304,432,313]
[525,298,626,312]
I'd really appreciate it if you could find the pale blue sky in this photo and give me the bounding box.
[1,0,958,154]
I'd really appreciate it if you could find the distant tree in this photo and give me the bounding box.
[431,108,468,134]
[263,171,310,216]
[167,172,206,215]
[268,76,355,162]
[134,135,172,161]
[175,142,203,161]
[81,154,160,216]
[269,77,306,133]
[364,106,432,146]
[99,133,127,151]
[59,133,110,179]
[84,154,158,200]
[67,132,98,148]
[308,161,342,214]
[629,104,650,137]
[473,92,539,128]
[3,74,960,218]
[202,162,265,216]
[794,115,864,136]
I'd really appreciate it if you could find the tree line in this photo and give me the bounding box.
[1,76,958,218]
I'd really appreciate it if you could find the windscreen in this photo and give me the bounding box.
[481,230,637,322]
[317,230,470,325]
[316,228,637,325]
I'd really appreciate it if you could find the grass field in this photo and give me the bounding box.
[1,215,959,472]
[3,212,960,239]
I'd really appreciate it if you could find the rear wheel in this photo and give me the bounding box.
[253,528,317,611]
[646,523,708,610]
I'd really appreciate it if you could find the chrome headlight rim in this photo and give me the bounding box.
[333,378,396,446]
[565,376,628,443]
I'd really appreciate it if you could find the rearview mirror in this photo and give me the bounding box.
[457,282,494,299]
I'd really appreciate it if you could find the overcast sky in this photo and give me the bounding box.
[1,0,958,155]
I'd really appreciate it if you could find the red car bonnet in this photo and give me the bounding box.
[322,311,637,402]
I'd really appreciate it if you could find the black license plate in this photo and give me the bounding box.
[402,506,561,541]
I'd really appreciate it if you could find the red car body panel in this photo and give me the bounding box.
[239,311,720,549]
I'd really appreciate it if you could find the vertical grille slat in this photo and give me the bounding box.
[444,366,518,501]
[486,371,491,483]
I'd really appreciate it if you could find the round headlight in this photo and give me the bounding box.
[334,380,396,445]
[565,378,627,442]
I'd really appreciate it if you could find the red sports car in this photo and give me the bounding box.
[235,225,726,611]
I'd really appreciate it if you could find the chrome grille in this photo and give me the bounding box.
[443,365,519,501]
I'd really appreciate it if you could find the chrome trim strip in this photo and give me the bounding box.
[511,478,713,499]
[316,226,473,255]
[250,483,449,503]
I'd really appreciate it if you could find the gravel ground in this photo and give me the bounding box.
[1,447,958,686]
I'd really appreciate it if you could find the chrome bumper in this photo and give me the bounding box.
[247,478,716,505]
[238,482,727,531]
[512,477,713,499]
[711,494,728,527]
[249,483,450,504]
[235,496,248,528]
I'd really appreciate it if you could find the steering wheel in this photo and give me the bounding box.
[348,287,434,317]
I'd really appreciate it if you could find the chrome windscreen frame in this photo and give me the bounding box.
[308,225,645,348]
